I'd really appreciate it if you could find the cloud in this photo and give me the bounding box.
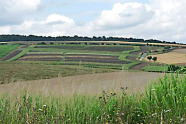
[86,0,186,43]
[92,2,154,30]
[1,0,186,43]
[8,14,75,36]
[0,0,41,25]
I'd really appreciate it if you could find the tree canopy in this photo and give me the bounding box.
[0,34,177,44]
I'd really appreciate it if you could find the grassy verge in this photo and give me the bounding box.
[143,65,169,72]
[0,62,116,84]
[0,44,20,59]
[0,74,185,123]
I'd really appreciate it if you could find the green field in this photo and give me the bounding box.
[0,43,179,83]
[3,44,142,71]
[143,65,169,72]
[0,62,116,84]
[0,44,19,59]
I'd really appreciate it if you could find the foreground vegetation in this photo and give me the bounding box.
[0,74,185,123]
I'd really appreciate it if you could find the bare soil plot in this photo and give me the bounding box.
[65,54,117,59]
[65,57,130,64]
[64,54,130,64]
[23,53,63,57]
[147,49,186,65]
[1,50,22,61]
[35,45,134,52]
[130,62,149,70]
[18,57,62,61]
[0,71,165,96]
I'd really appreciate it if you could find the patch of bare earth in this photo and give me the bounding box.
[18,57,63,61]
[130,62,149,70]
[0,71,165,96]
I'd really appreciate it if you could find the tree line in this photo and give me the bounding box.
[0,34,177,44]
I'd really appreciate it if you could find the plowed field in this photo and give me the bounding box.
[35,45,133,52]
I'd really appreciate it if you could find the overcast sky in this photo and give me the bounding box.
[0,0,186,43]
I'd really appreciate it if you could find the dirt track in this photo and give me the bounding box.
[0,71,165,96]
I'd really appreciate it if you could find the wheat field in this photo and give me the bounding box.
[0,71,164,96]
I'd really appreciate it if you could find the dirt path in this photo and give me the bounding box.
[0,71,165,96]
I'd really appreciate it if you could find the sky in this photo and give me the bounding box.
[0,0,186,43]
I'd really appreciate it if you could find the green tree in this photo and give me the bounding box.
[147,56,152,61]
[152,57,157,62]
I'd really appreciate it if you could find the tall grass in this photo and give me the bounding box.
[0,74,185,123]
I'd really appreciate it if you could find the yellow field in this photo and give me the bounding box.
[147,49,186,65]
[8,41,186,47]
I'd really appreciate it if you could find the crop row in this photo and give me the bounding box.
[34,45,134,52]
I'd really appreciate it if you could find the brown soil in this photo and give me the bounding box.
[130,62,149,70]
[35,46,133,52]
[1,50,22,61]
[18,57,62,61]
[66,54,117,57]
[64,56,130,64]
[24,54,63,56]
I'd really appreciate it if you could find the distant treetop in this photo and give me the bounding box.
[0,34,177,44]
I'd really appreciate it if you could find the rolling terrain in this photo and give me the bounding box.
[0,41,185,123]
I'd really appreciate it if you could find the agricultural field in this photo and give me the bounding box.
[146,48,186,66]
[0,42,186,123]
[1,43,182,73]
[0,43,172,84]
[1,44,144,70]
[0,44,20,59]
